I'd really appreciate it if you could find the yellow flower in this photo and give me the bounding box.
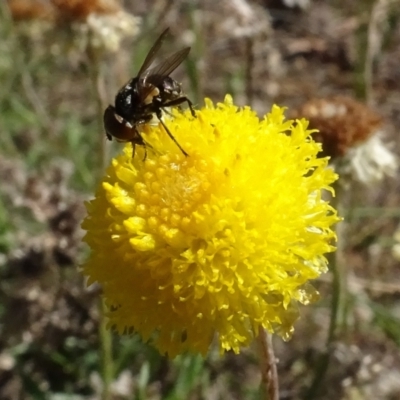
[82,95,339,357]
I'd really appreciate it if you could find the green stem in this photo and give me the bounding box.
[304,182,345,400]
[87,45,113,400]
[99,299,113,400]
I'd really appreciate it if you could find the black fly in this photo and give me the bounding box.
[103,28,196,158]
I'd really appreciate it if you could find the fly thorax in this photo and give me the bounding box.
[162,77,182,99]
[115,78,141,120]
[143,85,160,105]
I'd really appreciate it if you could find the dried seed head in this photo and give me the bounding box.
[292,96,383,159]
[50,0,119,21]
[7,0,55,21]
[8,0,141,54]
[292,96,397,184]
[49,0,141,53]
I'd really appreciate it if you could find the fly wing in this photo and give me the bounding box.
[136,47,191,103]
[141,47,190,91]
[137,28,170,77]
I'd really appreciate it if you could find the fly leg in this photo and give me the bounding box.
[162,96,196,117]
[156,110,188,157]
[130,127,150,160]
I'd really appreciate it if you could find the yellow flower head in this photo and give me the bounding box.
[82,95,339,357]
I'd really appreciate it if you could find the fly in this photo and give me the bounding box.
[103,28,196,158]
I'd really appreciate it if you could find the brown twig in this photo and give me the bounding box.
[258,327,279,400]
[245,36,254,107]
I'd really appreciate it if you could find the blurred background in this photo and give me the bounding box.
[1,0,400,399]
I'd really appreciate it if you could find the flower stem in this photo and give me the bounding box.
[303,252,340,399]
[87,45,113,399]
[258,327,279,400]
[99,298,113,400]
[304,182,345,400]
